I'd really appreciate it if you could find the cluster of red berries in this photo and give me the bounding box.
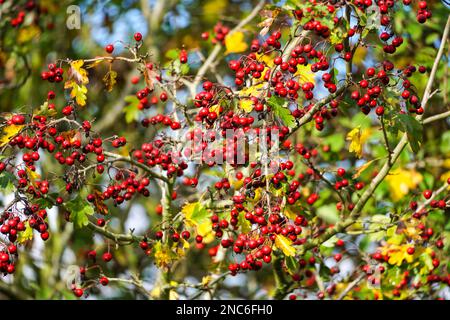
[229,56,267,86]
[402,0,432,23]
[141,114,181,130]
[379,32,404,54]
[295,4,335,39]
[132,141,188,178]
[41,63,64,83]
[179,49,187,64]
[211,22,229,45]
[89,171,151,205]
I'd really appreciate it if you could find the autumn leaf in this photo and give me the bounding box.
[239,99,253,113]
[386,169,423,201]
[346,126,369,158]
[153,242,175,269]
[17,25,41,44]
[274,234,296,257]
[0,124,24,147]
[381,244,414,266]
[65,80,88,106]
[60,130,81,145]
[257,9,281,36]
[103,70,117,92]
[209,104,221,116]
[239,83,267,99]
[143,67,159,91]
[294,64,315,85]
[225,31,248,54]
[181,202,214,243]
[352,158,381,179]
[26,167,41,187]
[69,60,89,84]
[17,221,33,244]
[92,190,109,215]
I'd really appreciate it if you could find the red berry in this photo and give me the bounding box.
[102,252,113,262]
[423,190,432,199]
[105,44,114,54]
[73,288,84,297]
[134,32,142,41]
[99,276,109,286]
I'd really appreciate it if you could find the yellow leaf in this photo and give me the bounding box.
[239,99,253,113]
[181,202,214,243]
[248,188,262,203]
[225,31,248,54]
[284,207,298,220]
[294,64,315,85]
[18,221,33,244]
[386,169,423,201]
[346,126,369,158]
[153,242,174,269]
[85,60,103,69]
[209,104,221,116]
[440,171,450,183]
[103,70,117,92]
[352,46,367,66]
[274,234,296,257]
[17,25,41,44]
[255,52,275,68]
[69,60,89,84]
[202,275,212,286]
[202,0,226,22]
[181,238,190,249]
[0,124,24,147]
[150,286,161,298]
[239,83,266,99]
[65,80,88,106]
[26,167,41,187]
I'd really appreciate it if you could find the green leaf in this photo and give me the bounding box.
[397,114,423,153]
[35,194,59,209]
[165,48,180,60]
[123,95,140,123]
[323,133,345,153]
[238,212,252,234]
[0,172,16,193]
[66,195,94,228]
[267,96,296,128]
[285,256,299,274]
[182,202,209,225]
[316,204,339,224]
[321,235,338,248]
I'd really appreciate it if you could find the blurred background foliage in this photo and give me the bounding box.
[0,0,449,299]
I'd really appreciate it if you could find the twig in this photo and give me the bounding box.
[338,273,365,300]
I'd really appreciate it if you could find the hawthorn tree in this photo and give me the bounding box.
[0,0,449,300]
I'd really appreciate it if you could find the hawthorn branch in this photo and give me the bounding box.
[416,182,449,213]
[295,15,450,258]
[108,274,151,299]
[337,273,365,300]
[422,109,450,124]
[348,15,450,218]
[87,221,143,244]
[103,151,169,183]
[188,0,266,96]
